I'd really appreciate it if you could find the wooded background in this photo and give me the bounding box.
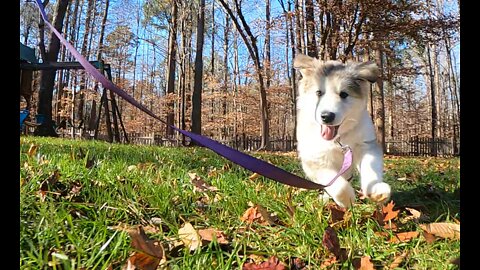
[20,0,460,155]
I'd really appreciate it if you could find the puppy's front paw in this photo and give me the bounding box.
[367,182,391,203]
[327,180,356,208]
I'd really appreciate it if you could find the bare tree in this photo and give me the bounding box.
[35,0,69,137]
[191,0,206,136]
[166,0,178,136]
[217,0,270,150]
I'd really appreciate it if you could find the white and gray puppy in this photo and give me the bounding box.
[294,53,391,208]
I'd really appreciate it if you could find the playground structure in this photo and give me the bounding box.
[19,42,128,143]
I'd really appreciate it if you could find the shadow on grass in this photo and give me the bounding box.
[391,184,460,222]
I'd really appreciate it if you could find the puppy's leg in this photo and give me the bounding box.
[323,176,355,208]
[357,141,391,203]
[319,191,331,205]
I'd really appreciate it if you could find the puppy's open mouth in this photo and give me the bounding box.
[321,125,339,141]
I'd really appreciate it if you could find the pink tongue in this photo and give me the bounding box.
[321,125,336,140]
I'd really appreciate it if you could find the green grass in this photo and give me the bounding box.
[20,136,460,269]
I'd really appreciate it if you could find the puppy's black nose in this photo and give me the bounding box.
[321,112,335,123]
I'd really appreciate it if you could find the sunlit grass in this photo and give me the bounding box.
[20,136,460,269]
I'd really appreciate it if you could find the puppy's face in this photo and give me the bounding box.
[294,54,379,141]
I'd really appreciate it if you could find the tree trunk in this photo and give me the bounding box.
[373,47,386,153]
[210,0,215,75]
[217,0,270,149]
[294,0,304,53]
[304,0,318,57]
[265,0,271,88]
[426,44,437,155]
[223,15,230,124]
[97,0,109,61]
[166,0,178,136]
[35,0,69,137]
[77,0,96,126]
[191,0,206,136]
[279,0,297,141]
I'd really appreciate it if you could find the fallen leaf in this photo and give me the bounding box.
[320,254,338,268]
[241,206,262,224]
[450,256,460,266]
[422,231,436,243]
[256,205,279,226]
[383,201,400,222]
[383,221,398,231]
[126,226,165,270]
[405,207,421,220]
[354,256,375,270]
[249,172,261,181]
[372,209,385,226]
[240,205,277,226]
[198,228,229,244]
[290,257,306,270]
[69,181,82,195]
[188,172,219,192]
[389,251,408,269]
[178,222,202,251]
[419,222,460,240]
[389,231,419,243]
[242,256,287,270]
[322,226,347,261]
[327,203,346,224]
[85,157,95,169]
[27,143,38,157]
[125,252,159,270]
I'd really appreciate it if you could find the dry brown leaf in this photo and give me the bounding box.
[188,172,219,192]
[372,209,385,226]
[422,231,436,243]
[419,222,460,240]
[198,228,229,244]
[383,201,400,222]
[242,256,287,270]
[290,257,306,270]
[256,205,279,226]
[322,226,347,261]
[126,226,165,270]
[356,256,375,270]
[450,256,460,266]
[28,143,38,157]
[327,203,346,224]
[240,205,277,225]
[383,221,398,231]
[241,206,262,224]
[389,231,420,243]
[178,222,202,251]
[125,252,159,270]
[405,207,421,219]
[249,172,261,181]
[320,254,338,269]
[389,251,408,269]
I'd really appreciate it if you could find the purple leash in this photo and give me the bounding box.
[33,0,352,190]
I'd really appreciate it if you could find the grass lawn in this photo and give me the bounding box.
[20,136,460,269]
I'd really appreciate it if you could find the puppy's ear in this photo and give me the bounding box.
[354,61,379,83]
[294,53,318,77]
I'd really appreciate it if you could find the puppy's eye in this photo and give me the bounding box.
[316,90,324,97]
[339,91,349,99]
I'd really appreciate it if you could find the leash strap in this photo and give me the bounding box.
[33,0,351,190]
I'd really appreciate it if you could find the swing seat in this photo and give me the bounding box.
[20,109,29,131]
